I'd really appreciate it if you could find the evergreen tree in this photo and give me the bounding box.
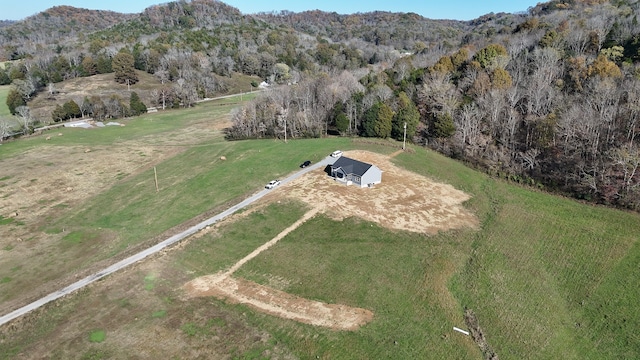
[392,92,420,141]
[335,113,349,134]
[63,100,82,119]
[0,69,10,85]
[374,102,394,139]
[112,51,138,85]
[330,102,349,135]
[129,92,147,116]
[51,104,68,122]
[132,43,146,71]
[6,88,25,115]
[96,54,113,74]
[362,102,380,137]
[362,102,393,138]
[8,65,25,81]
[432,113,456,138]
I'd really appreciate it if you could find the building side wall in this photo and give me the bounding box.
[360,167,382,187]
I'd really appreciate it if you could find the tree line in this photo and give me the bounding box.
[1,0,422,129]
[229,0,640,211]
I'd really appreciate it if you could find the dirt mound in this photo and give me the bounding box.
[185,274,374,331]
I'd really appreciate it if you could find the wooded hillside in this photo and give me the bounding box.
[2,0,640,210]
[232,0,640,210]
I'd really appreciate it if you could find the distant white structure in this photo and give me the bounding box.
[63,121,122,128]
[64,121,92,129]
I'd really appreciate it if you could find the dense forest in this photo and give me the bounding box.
[2,0,640,210]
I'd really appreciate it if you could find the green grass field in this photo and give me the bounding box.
[0,98,638,359]
[0,84,20,133]
[0,85,9,117]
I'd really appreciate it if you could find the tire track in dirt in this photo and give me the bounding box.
[183,207,375,331]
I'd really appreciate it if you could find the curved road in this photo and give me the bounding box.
[0,155,337,327]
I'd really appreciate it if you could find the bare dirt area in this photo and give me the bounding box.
[185,275,374,331]
[185,150,478,330]
[279,150,478,234]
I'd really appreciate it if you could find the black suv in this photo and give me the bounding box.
[300,160,311,168]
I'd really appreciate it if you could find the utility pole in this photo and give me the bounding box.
[403,122,407,150]
[161,78,166,110]
[284,117,287,143]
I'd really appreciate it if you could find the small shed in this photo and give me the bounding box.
[329,156,382,187]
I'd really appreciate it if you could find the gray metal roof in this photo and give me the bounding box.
[330,156,373,176]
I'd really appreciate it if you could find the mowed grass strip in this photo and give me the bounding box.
[447,186,640,356]
[176,200,310,276]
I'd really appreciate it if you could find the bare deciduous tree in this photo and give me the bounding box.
[420,73,460,118]
[454,103,481,150]
[612,144,640,192]
[0,118,11,142]
[15,106,35,134]
[522,48,562,118]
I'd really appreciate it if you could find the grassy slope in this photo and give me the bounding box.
[438,166,640,358]
[395,150,640,359]
[0,85,9,117]
[0,102,638,358]
[0,85,17,130]
[0,96,357,307]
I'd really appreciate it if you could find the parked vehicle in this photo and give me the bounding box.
[265,180,281,189]
[330,150,343,158]
[300,160,312,168]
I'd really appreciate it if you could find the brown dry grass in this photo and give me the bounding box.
[0,127,196,315]
[29,71,163,122]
